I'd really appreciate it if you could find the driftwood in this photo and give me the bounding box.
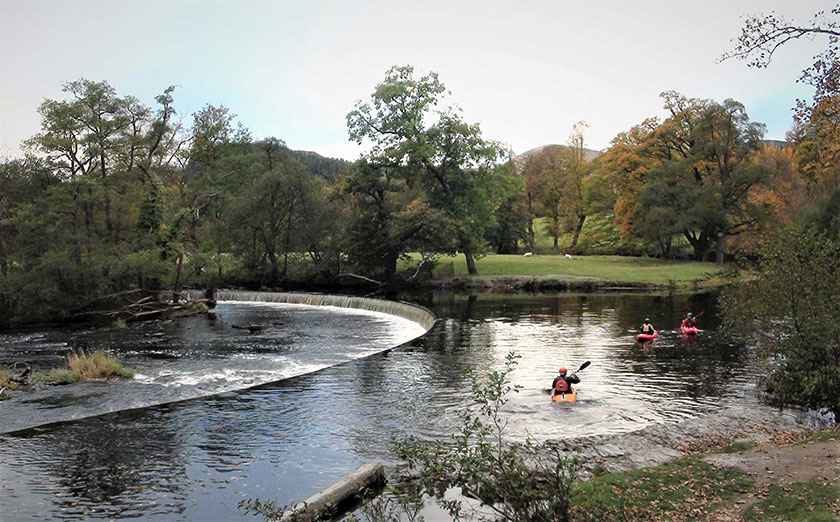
[281,463,386,521]
[337,273,385,286]
[9,363,31,384]
[70,296,212,324]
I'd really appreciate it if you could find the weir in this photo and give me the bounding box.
[187,289,437,331]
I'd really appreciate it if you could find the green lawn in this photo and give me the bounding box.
[430,254,722,284]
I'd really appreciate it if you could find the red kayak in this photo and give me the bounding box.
[636,330,658,342]
[681,326,699,335]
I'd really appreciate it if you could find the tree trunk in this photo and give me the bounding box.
[527,215,535,251]
[684,230,711,261]
[569,214,586,250]
[383,247,399,281]
[172,253,184,303]
[715,231,726,264]
[454,227,478,275]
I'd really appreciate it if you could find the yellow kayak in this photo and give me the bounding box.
[552,387,577,403]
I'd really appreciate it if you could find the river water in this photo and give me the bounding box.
[0,291,759,520]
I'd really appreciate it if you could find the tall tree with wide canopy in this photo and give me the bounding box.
[347,66,512,275]
[604,92,768,262]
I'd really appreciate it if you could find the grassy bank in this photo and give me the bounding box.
[573,427,840,521]
[426,254,725,285]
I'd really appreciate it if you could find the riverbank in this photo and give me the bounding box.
[573,424,840,520]
[418,254,734,292]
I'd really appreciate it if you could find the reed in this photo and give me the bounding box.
[66,349,135,381]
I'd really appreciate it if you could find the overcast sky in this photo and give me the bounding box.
[0,0,835,160]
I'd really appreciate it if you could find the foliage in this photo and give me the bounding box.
[592,94,773,262]
[395,352,576,522]
[485,176,529,254]
[40,368,78,384]
[347,65,516,275]
[721,225,840,416]
[805,184,840,238]
[725,4,840,193]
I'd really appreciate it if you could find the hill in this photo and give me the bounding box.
[290,150,351,184]
[513,144,601,174]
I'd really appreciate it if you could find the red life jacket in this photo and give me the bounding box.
[555,378,569,393]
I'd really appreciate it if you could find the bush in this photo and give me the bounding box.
[722,225,840,417]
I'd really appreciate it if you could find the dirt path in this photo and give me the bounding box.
[705,440,840,487]
[702,435,840,520]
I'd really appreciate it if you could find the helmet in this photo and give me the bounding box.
[559,367,567,375]
[644,318,650,322]
[687,312,693,317]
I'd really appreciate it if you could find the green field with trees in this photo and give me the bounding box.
[0,6,838,331]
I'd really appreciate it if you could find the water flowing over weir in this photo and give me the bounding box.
[189,289,436,331]
[0,293,434,434]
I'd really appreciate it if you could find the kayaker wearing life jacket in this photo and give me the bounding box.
[681,312,697,329]
[640,318,655,335]
[551,367,581,397]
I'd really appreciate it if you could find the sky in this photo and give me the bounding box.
[0,0,835,160]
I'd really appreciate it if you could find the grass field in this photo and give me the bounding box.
[430,254,723,284]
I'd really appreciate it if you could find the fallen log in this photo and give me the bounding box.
[10,363,31,385]
[281,463,386,521]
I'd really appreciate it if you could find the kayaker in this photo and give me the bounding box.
[681,312,697,330]
[640,318,655,335]
[551,367,580,397]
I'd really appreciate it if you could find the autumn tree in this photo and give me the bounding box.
[347,66,514,275]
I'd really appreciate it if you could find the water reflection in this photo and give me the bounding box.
[0,291,760,521]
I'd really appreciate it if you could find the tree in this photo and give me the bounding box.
[722,226,840,417]
[560,121,593,250]
[599,93,768,262]
[486,175,529,254]
[347,66,513,275]
[724,5,840,188]
[224,150,322,285]
[342,160,454,281]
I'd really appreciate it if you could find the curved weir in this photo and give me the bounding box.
[0,293,434,434]
[196,289,437,331]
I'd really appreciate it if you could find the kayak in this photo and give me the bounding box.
[636,329,658,342]
[681,326,699,335]
[552,387,577,403]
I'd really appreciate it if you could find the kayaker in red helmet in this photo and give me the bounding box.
[681,312,698,330]
[551,367,580,397]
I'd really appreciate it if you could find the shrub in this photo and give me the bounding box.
[722,225,840,417]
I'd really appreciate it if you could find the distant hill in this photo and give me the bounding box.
[513,144,601,174]
[290,150,351,184]
[762,139,789,149]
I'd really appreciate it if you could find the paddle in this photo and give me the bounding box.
[545,361,591,393]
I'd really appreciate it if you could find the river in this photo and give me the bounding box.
[0,291,767,520]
